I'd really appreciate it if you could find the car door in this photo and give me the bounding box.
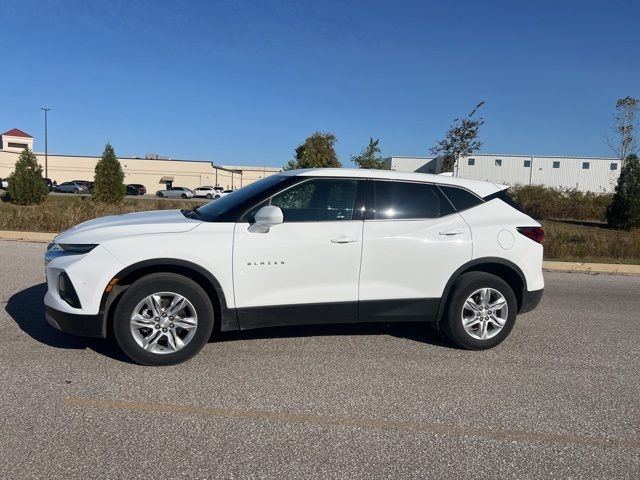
[233,178,365,328]
[358,180,472,323]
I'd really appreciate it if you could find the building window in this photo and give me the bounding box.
[553,161,560,169]
[523,160,531,168]
[582,162,590,170]
[7,142,28,149]
[495,159,502,167]
[610,163,618,171]
[468,158,475,166]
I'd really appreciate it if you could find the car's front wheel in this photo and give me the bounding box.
[112,273,214,366]
[441,272,517,350]
[206,193,213,199]
[181,193,188,199]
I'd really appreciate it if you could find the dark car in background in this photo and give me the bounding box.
[126,185,142,195]
[127,184,146,195]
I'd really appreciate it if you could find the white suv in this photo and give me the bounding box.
[44,169,544,366]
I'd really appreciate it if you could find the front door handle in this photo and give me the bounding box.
[439,229,463,236]
[331,235,357,244]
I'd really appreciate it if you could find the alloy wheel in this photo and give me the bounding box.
[461,288,508,340]
[129,292,198,354]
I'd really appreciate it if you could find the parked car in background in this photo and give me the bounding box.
[214,189,234,199]
[126,185,142,195]
[128,184,147,195]
[193,186,223,199]
[43,178,55,191]
[44,168,544,366]
[0,178,8,189]
[72,180,94,193]
[155,186,194,199]
[55,181,88,193]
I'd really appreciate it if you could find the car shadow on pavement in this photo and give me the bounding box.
[215,322,457,349]
[5,283,133,363]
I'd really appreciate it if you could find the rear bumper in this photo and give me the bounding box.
[45,306,106,338]
[519,288,543,314]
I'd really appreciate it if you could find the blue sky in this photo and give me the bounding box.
[1,0,639,167]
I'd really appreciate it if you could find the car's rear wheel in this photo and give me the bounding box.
[181,193,188,199]
[206,193,213,199]
[441,272,517,350]
[157,192,164,198]
[112,273,214,366]
[214,194,220,199]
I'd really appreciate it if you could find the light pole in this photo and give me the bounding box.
[41,107,51,179]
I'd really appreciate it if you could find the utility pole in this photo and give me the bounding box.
[40,107,51,179]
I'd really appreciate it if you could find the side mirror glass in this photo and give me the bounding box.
[248,205,283,233]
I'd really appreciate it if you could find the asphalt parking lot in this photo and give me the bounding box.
[1,240,639,479]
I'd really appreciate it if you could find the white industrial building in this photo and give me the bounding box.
[385,154,621,193]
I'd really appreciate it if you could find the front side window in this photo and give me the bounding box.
[270,179,358,222]
[373,181,442,220]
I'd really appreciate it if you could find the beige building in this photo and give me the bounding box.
[0,128,281,191]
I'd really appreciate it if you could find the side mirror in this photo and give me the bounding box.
[248,205,283,233]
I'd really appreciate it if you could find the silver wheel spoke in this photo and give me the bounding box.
[464,298,481,312]
[489,314,506,327]
[131,314,155,328]
[142,330,162,350]
[166,330,184,351]
[480,288,490,306]
[489,299,506,311]
[463,316,480,328]
[173,317,197,331]
[167,295,187,316]
[479,321,488,340]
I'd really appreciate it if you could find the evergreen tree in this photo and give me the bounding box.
[284,132,341,170]
[6,148,48,205]
[93,143,125,203]
[606,154,640,230]
[352,138,385,169]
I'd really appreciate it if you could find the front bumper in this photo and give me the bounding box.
[45,306,106,338]
[519,288,543,314]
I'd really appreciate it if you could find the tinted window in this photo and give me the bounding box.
[483,189,521,211]
[270,179,358,222]
[373,181,441,220]
[524,160,531,167]
[438,186,483,211]
[610,163,618,171]
[582,162,590,169]
[468,158,475,166]
[553,161,560,168]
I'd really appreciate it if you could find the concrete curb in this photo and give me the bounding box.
[1,230,638,275]
[0,230,56,243]
[543,261,640,276]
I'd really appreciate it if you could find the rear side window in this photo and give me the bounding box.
[483,189,522,211]
[373,181,445,219]
[438,186,483,212]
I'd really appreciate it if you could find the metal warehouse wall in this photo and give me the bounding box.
[457,155,620,192]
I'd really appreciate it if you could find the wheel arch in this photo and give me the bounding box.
[100,259,238,336]
[437,257,527,323]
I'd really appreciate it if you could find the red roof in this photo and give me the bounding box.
[1,128,33,138]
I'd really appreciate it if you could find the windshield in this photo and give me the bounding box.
[194,174,288,221]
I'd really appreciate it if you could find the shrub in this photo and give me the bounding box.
[93,143,125,204]
[606,155,640,230]
[6,148,48,205]
[509,185,612,222]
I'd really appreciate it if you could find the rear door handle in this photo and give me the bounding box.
[331,235,357,244]
[439,229,463,236]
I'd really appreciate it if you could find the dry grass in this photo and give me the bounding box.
[542,220,640,264]
[510,185,612,222]
[0,195,206,233]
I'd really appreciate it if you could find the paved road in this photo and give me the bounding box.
[1,240,639,479]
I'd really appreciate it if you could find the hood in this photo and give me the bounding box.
[54,209,201,244]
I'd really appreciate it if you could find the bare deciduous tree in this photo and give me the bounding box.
[608,96,638,166]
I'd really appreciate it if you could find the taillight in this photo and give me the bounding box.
[517,226,544,244]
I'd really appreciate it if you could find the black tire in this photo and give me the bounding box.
[214,195,220,200]
[74,188,80,194]
[157,192,165,198]
[206,193,213,199]
[441,272,517,350]
[181,193,188,199]
[112,273,214,366]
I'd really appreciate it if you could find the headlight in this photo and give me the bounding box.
[47,243,98,254]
